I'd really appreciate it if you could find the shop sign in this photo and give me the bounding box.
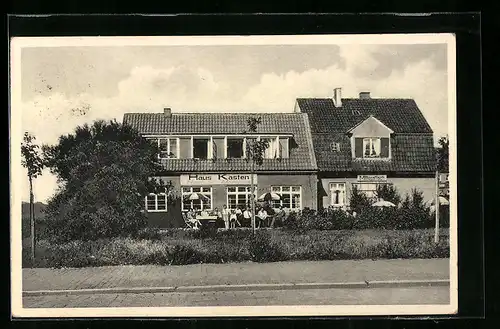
[357,175,387,182]
[180,174,258,186]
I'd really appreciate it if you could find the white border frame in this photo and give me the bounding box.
[10,33,458,318]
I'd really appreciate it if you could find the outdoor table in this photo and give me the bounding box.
[196,215,218,227]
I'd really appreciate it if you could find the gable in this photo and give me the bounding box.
[349,116,394,137]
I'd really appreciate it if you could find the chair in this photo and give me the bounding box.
[182,212,193,229]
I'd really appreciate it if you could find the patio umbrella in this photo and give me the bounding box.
[430,196,450,206]
[257,192,281,201]
[184,192,209,201]
[371,199,396,208]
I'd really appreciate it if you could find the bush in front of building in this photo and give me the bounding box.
[248,230,286,262]
[29,228,449,268]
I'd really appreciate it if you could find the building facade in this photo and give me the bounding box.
[123,109,318,228]
[295,88,437,210]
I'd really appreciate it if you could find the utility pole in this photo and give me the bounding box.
[434,170,440,243]
[250,139,256,235]
[30,178,35,264]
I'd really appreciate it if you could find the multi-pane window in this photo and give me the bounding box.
[227,186,256,210]
[329,183,346,207]
[182,187,212,211]
[157,138,179,159]
[353,183,392,199]
[271,186,302,210]
[363,138,381,158]
[145,193,167,212]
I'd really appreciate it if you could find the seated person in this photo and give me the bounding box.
[187,208,202,229]
[200,209,209,217]
[270,206,286,228]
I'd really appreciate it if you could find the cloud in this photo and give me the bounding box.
[19,46,448,203]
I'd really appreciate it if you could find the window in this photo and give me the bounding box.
[353,183,392,199]
[330,142,341,152]
[262,137,278,159]
[182,187,212,211]
[227,186,256,210]
[330,183,346,207]
[145,193,167,212]
[227,138,244,159]
[193,138,209,159]
[363,138,381,158]
[271,186,302,210]
[157,138,179,159]
[354,137,390,159]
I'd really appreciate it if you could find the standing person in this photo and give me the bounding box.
[235,206,243,227]
[229,209,237,229]
[222,204,230,229]
[243,207,252,227]
[213,207,222,228]
[257,207,268,228]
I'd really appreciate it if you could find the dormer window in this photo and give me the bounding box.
[349,116,393,160]
[158,138,179,159]
[226,137,245,159]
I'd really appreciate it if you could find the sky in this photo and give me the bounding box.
[18,41,449,203]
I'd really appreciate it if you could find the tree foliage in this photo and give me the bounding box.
[375,184,402,206]
[43,120,166,242]
[245,117,270,166]
[437,135,449,172]
[21,132,44,180]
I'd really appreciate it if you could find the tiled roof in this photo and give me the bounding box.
[297,98,433,134]
[298,98,436,173]
[311,133,436,172]
[123,112,317,172]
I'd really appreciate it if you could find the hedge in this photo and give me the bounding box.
[27,228,449,268]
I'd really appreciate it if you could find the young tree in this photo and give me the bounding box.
[245,117,270,235]
[21,132,44,265]
[43,120,165,242]
[437,135,449,173]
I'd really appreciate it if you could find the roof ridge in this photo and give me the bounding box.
[123,112,302,115]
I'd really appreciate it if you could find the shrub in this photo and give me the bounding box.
[375,184,402,206]
[134,227,163,240]
[248,231,286,262]
[350,185,372,214]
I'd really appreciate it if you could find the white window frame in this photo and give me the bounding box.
[270,186,302,211]
[192,136,211,160]
[353,182,393,199]
[226,186,257,210]
[362,137,382,158]
[145,193,168,212]
[225,137,246,159]
[181,187,213,211]
[157,137,180,159]
[329,183,346,207]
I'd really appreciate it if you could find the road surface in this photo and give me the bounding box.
[24,286,450,308]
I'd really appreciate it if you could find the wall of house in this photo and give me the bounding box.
[258,173,318,210]
[145,173,317,228]
[145,175,182,228]
[319,176,435,209]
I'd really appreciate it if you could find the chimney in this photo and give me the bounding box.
[333,88,342,107]
[163,107,172,117]
[359,91,371,99]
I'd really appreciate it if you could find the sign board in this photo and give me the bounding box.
[357,175,387,182]
[180,174,258,186]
